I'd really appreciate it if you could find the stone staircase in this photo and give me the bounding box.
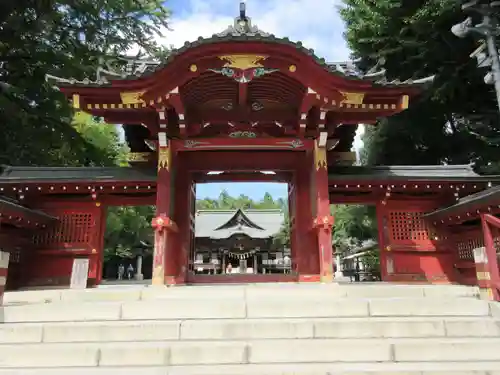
[1,283,500,374]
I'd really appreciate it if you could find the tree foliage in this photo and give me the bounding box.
[0,0,169,166]
[340,0,500,171]
[104,205,155,261]
[332,204,378,253]
[196,190,287,211]
[330,0,500,257]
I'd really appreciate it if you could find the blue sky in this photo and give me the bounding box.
[156,0,352,200]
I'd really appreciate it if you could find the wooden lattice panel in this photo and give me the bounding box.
[389,211,429,242]
[456,236,483,261]
[34,212,94,246]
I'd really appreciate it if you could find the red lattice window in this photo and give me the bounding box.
[34,213,94,246]
[389,211,429,242]
[456,236,483,261]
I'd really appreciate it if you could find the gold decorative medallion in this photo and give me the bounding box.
[190,64,198,72]
[72,94,80,109]
[339,91,365,105]
[120,91,145,105]
[289,64,297,72]
[218,54,267,70]
[157,147,170,171]
[128,152,151,162]
[401,94,409,109]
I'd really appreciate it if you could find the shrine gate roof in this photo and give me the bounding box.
[0,165,498,186]
[0,196,58,229]
[50,11,433,90]
[195,209,284,239]
[328,165,498,182]
[424,186,500,224]
[0,166,155,183]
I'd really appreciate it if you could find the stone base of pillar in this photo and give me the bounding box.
[135,273,144,281]
[334,271,351,282]
[0,251,9,305]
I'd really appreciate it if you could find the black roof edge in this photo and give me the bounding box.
[424,186,500,219]
[0,196,58,222]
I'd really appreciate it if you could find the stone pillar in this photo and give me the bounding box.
[312,139,334,282]
[253,254,258,274]
[151,134,177,286]
[0,251,9,305]
[135,255,144,280]
[334,252,348,281]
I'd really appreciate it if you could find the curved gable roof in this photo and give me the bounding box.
[195,209,284,239]
[51,4,433,91]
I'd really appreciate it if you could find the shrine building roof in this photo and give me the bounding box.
[195,208,284,239]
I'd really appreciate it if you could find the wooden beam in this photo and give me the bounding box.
[327,139,340,150]
[174,137,313,151]
[166,87,187,137]
[238,83,248,108]
[179,150,303,171]
[193,172,291,183]
[188,108,297,123]
[484,213,500,229]
[298,87,320,136]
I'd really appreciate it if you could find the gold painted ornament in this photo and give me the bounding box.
[157,147,170,171]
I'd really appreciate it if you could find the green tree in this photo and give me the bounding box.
[104,205,155,261]
[273,214,291,248]
[332,204,378,253]
[0,0,169,166]
[340,0,500,171]
[196,190,287,210]
[71,112,129,166]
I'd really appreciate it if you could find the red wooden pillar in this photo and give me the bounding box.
[287,181,297,273]
[376,203,390,281]
[295,149,318,280]
[87,202,106,287]
[151,133,178,285]
[476,214,500,300]
[95,205,107,285]
[0,251,9,305]
[312,139,334,282]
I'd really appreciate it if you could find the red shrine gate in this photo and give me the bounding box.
[155,138,329,284]
[0,3,499,296]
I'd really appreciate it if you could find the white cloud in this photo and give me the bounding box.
[159,0,350,61]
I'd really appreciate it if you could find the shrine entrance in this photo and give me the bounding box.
[169,141,317,284]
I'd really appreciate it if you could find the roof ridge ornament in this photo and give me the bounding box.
[218,1,270,37]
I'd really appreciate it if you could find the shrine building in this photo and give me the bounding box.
[193,209,289,280]
[0,3,499,301]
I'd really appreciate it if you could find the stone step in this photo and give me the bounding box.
[0,339,500,367]
[2,317,499,343]
[0,297,490,323]
[3,283,480,305]
[0,365,500,375]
